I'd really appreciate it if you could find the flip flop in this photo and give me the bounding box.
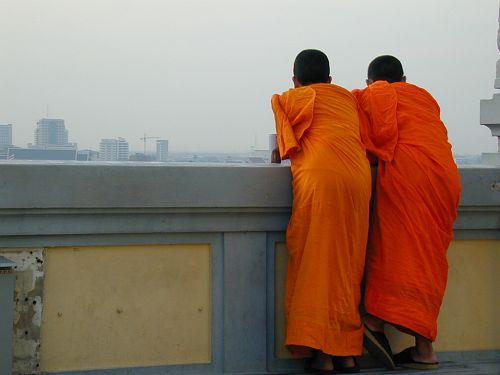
[394,347,439,370]
[304,359,337,375]
[363,324,396,370]
[332,357,360,374]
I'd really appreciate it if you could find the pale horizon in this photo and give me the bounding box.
[1,0,499,154]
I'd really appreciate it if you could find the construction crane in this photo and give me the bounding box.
[139,134,161,155]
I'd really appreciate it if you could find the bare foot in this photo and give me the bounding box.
[364,313,385,332]
[412,350,437,363]
[340,356,355,368]
[311,351,334,371]
[414,334,438,363]
[333,355,358,370]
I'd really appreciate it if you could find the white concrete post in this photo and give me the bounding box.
[495,5,500,89]
[480,3,500,165]
[0,256,15,375]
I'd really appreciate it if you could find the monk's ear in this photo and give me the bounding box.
[292,76,302,88]
[327,76,332,84]
[366,79,373,86]
[401,76,407,82]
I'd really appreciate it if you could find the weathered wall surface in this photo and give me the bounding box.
[39,244,211,372]
[0,248,45,374]
[0,162,497,374]
[275,240,500,358]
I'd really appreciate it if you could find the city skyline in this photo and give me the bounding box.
[0,0,499,154]
[0,117,490,159]
[4,119,168,154]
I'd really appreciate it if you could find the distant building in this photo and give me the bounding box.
[247,156,266,164]
[454,154,482,165]
[0,124,13,159]
[7,120,77,161]
[99,138,129,161]
[34,119,75,148]
[0,124,13,148]
[129,153,153,162]
[7,147,77,161]
[77,149,100,161]
[156,140,169,162]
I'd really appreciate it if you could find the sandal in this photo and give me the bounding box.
[394,347,439,370]
[332,357,360,373]
[304,358,337,375]
[363,324,396,370]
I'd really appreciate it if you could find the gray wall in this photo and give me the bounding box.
[0,161,498,375]
[0,162,498,243]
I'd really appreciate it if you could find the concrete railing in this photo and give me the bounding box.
[0,161,498,375]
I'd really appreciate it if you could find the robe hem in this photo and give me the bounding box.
[365,306,437,341]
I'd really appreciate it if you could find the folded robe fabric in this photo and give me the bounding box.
[352,81,461,341]
[272,83,371,356]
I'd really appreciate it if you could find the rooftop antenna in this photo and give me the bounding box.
[139,134,161,155]
[251,133,257,150]
[46,104,49,118]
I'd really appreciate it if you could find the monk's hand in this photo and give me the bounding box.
[271,148,281,164]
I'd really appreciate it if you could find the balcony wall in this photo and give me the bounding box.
[0,161,498,375]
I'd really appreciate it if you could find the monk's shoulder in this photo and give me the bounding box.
[271,93,281,105]
[393,82,438,105]
[351,87,364,97]
[272,87,317,119]
[272,88,300,110]
[350,87,369,104]
[271,92,286,114]
[318,83,357,107]
[329,83,355,97]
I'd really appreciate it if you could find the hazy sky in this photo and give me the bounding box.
[1,0,499,153]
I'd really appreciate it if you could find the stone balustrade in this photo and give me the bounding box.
[0,161,498,375]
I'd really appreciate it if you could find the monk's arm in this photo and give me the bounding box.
[271,147,281,164]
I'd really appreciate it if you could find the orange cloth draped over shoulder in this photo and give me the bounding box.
[352,81,461,341]
[271,83,371,356]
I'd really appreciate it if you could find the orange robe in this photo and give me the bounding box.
[352,81,461,341]
[272,83,371,356]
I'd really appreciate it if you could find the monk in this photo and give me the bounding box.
[271,49,371,373]
[352,55,461,370]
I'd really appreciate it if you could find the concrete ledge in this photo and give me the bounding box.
[0,162,498,242]
[1,162,497,207]
[0,161,292,209]
[0,162,498,374]
[458,166,500,206]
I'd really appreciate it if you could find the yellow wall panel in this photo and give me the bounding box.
[275,240,500,358]
[435,240,500,351]
[40,244,211,372]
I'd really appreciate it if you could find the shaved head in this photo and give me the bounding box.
[367,55,405,83]
[293,49,331,86]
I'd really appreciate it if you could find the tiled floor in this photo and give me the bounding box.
[295,352,500,375]
[359,360,500,375]
[362,362,499,374]
[294,361,500,375]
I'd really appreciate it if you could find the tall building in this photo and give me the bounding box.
[7,148,77,161]
[0,124,13,159]
[156,140,169,162]
[99,138,129,161]
[34,118,70,146]
[0,124,13,148]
